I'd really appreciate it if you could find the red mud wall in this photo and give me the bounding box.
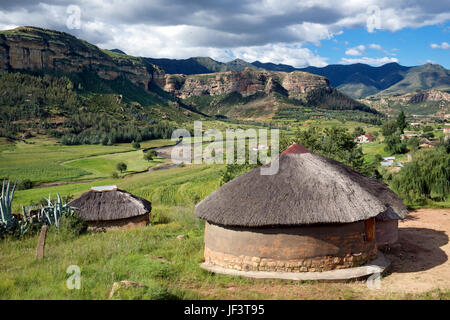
[204,221,377,272]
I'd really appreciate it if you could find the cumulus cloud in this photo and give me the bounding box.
[345,45,365,56]
[0,1,449,66]
[340,56,399,66]
[368,43,382,50]
[430,42,450,49]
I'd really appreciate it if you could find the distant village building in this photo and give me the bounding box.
[355,134,373,144]
[444,127,450,134]
[196,143,408,274]
[418,138,435,149]
[69,186,151,229]
[401,133,421,141]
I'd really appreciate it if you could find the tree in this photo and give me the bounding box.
[396,111,407,133]
[295,126,365,172]
[116,162,127,173]
[381,120,398,137]
[143,152,153,162]
[132,141,141,149]
[384,131,408,154]
[407,137,420,152]
[392,146,450,203]
[353,126,365,138]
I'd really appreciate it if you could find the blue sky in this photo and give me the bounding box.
[0,1,449,68]
[312,24,450,68]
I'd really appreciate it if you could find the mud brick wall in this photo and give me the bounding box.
[87,213,149,230]
[375,219,398,245]
[204,221,378,272]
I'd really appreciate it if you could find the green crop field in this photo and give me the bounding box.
[0,137,174,184]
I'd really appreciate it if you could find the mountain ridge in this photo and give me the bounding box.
[146,56,449,98]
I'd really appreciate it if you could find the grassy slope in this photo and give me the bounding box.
[1,121,449,299]
[0,136,174,184]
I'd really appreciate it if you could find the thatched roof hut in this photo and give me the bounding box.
[69,186,151,229]
[196,143,407,273]
[196,143,407,226]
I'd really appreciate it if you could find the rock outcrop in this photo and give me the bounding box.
[0,26,165,90]
[408,90,450,103]
[163,68,330,99]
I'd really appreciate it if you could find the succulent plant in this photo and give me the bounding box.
[0,180,17,234]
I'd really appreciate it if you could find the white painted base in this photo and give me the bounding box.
[200,252,390,281]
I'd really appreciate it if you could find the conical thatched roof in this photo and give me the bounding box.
[69,188,151,221]
[195,143,407,227]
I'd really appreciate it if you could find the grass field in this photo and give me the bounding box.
[0,137,174,184]
[1,121,449,300]
[1,205,448,300]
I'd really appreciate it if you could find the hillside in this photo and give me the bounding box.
[0,27,204,144]
[162,68,381,122]
[360,89,450,120]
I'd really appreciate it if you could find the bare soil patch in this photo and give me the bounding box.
[190,208,449,299]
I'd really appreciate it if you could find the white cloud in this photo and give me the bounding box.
[430,42,450,49]
[229,44,328,67]
[0,1,449,66]
[339,56,399,66]
[368,43,382,50]
[345,45,365,56]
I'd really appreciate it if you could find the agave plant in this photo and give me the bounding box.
[0,180,17,234]
[40,193,76,227]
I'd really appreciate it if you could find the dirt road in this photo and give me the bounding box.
[373,208,450,295]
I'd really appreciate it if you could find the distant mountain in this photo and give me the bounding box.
[147,56,450,98]
[109,48,126,54]
[374,64,450,96]
[299,63,412,98]
[144,57,255,75]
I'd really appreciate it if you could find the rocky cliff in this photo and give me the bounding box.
[163,68,330,100]
[0,26,165,90]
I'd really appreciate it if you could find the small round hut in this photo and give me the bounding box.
[195,143,407,273]
[69,186,151,229]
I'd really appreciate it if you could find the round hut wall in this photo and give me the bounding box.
[204,218,377,272]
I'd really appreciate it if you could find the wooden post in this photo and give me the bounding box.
[364,218,375,242]
[36,225,47,259]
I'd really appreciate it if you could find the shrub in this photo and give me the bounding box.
[132,141,141,149]
[111,171,119,179]
[17,179,34,190]
[143,152,153,162]
[116,162,127,173]
[151,208,171,225]
[56,214,88,239]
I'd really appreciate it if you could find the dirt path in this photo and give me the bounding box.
[371,208,450,295]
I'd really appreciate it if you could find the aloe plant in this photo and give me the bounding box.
[40,193,75,227]
[0,180,17,233]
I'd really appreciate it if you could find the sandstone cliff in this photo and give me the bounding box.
[0,26,165,90]
[163,68,330,100]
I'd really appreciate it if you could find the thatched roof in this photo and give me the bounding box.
[195,143,407,227]
[69,188,151,221]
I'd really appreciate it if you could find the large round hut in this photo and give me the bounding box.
[195,143,407,273]
[69,186,151,229]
